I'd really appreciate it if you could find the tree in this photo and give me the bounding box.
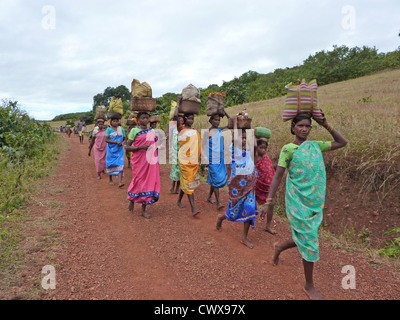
[92,85,131,112]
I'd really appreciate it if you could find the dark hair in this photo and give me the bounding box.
[257,139,268,147]
[137,112,150,119]
[291,113,312,135]
[183,113,194,125]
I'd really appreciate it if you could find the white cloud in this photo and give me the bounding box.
[0,0,399,120]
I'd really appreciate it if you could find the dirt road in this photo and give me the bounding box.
[11,134,400,300]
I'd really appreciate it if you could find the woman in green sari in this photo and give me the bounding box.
[261,113,347,300]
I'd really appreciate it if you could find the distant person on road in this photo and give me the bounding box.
[77,118,86,144]
[126,112,160,219]
[105,117,126,188]
[88,119,107,180]
[260,112,348,300]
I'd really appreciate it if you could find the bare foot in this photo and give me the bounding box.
[241,238,254,249]
[109,181,114,185]
[142,211,151,219]
[303,286,324,300]
[272,242,281,266]
[177,201,185,208]
[128,201,134,212]
[97,175,101,180]
[264,225,277,235]
[192,209,200,216]
[118,183,125,188]
[207,198,216,204]
[217,202,225,210]
[216,214,224,231]
[174,189,179,194]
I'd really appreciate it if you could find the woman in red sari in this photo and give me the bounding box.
[254,137,276,234]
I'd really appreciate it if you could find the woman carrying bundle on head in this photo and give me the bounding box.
[261,112,347,300]
[125,117,137,169]
[253,128,276,234]
[169,110,183,194]
[204,112,230,210]
[216,118,258,249]
[176,112,201,216]
[105,116,126,188]
[126,112,160,219]
[88,118,107,180]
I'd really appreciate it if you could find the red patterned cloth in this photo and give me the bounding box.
[254,155,275,205]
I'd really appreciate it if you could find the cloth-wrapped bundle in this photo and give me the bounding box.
[283,79,324,121]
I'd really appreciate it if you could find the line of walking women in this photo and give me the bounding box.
[88,109,347,300]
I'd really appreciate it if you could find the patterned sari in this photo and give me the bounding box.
[93,129,107,175]
[225,145,258,228]
[207,128,228,189]
[254,155,275,205]
[127,128,160,205]
[285,141,326,262]
[169,127,180,181]
[178,127,201,195]
[106,127,125,176]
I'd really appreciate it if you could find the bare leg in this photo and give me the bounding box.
[241,221,254,249]
[128,200,134,212]
[214,188,224,210]
[170,181,176,193]
[272,238,296,266]
[303,260,323,300]
[188,194,200,216]
[141,204,151,219]
[177,189,185,208]
[109,175,114,185]
[174,181,180,194]
[207,187,216,204]
[118,172,124,188]
[264,208,277,235]
[216,214,225,231]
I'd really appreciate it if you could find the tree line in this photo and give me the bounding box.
[54,44,400,123]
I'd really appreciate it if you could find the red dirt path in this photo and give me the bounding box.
[10,134,400,300]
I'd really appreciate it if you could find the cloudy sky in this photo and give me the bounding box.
[1,0,399,120]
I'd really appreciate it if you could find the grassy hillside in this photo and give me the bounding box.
[195,69,400,203]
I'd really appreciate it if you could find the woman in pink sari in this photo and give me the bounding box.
[88,119,107,179]
[126,112,160,219]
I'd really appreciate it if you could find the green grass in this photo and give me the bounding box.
[194,69,400,203]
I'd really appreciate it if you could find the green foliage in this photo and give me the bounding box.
[0,99,55,160]
[378,228,400,258]
[52,111,94,125]
[93,85,131,111]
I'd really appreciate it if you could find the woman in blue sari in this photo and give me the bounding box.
[205,114,228,210]
[261,112,347,300]
[105,117,126,188]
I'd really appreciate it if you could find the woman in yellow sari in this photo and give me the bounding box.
[177,113,202,215]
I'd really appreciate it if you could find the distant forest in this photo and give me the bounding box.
[53,44,400,123]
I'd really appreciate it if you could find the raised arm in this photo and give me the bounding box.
[315,115,348,151]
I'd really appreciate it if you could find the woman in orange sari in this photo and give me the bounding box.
[177,113,202,216]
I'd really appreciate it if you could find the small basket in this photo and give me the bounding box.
[107,111,122,120]
[178,100,200,114]
[149,114,161,123]
[126,119,136,126]
[228,117,252,129]
[131,97,156,112]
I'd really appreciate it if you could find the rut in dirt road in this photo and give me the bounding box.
[44,135,400,300]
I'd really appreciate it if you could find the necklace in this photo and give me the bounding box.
[293,138,307,145]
